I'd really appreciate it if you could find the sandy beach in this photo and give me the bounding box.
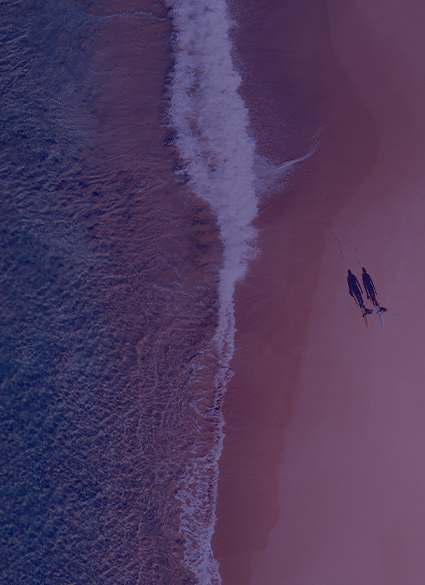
[213,0,425,583]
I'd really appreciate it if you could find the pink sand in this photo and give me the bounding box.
[213,0,425,583]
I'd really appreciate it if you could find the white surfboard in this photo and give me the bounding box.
[377,305,386,328]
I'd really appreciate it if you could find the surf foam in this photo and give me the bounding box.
[167,0,258,582]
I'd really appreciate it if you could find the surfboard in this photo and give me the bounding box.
[376,305,386,328]
[361,305,373,328]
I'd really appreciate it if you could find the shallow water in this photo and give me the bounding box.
[1,2,224,583]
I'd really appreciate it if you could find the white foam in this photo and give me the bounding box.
[168,0,257,582]
[253,151,315,191]
[167,1,309,582]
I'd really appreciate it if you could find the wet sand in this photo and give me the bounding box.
[213,0,425,583]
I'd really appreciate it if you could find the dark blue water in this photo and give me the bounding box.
[0,2,221,583]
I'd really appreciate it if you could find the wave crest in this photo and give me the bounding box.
[167,0,258,582]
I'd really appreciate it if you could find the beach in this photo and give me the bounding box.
[4,0,425,583]
[212,0,425,583]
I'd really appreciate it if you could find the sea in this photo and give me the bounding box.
[0,0,312,584]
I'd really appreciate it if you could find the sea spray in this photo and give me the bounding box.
[167,0,258,582]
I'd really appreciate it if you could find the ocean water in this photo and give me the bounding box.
[1,0,263,584]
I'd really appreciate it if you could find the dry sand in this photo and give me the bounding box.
[213,0,425,583]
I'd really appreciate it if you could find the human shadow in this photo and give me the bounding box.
[347,269,365,306]
[362,267,387,312]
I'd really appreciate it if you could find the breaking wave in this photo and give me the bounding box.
[167,0,257,582]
